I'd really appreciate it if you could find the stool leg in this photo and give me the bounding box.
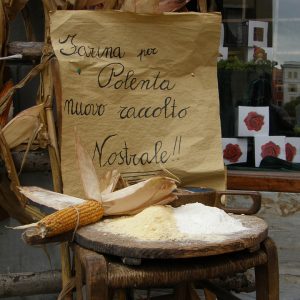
[74,248,83,300]
[204,288,216,300]
[255,238,279,300]
[84,252,109,300]
[174,283,202,300]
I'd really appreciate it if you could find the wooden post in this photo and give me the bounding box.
[7,41,43,58]
[43,69,72,299]
[38,32,72,297]
[0,271,61,297]
[255,238,279,300]
[83,248,109,300]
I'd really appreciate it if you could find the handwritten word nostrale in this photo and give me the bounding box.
[137,48,158,61]
[93,134,182,167]
[98,63,175,91]
[58,34,125,59]
[64,98,106,116]
[119,97,190,119]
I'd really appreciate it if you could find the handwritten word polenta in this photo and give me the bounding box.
[59,34,125,59]
[64,98,106,116]
[93,134,182,167]
[98,63,175,90]
[119,97,190,119]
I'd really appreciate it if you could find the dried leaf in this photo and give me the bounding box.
[159,0,190,12]
[53,0,70,9]
[18,123,43,175]
[4,0,29,21]
[2,104,43,149]
[87,0,118,9]
[0,80,14,126]
[102,176,177,215]
[19,186,85,210]
[21,6,36,41]
[75,129,102,201]
[99,169,121,194]
[122,0,160,13]
[19,175,177,217]
[0,1,7,85]
[115,175,129,190]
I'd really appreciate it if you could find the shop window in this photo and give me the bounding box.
[288,84,297,93]
[218,0,300,175]
[253,27,264,42]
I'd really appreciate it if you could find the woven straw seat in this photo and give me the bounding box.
[74,237,279,300]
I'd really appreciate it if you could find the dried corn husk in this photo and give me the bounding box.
[53,0,70,9]
[0,56,53,109]
[4,0,29,21]
[122,0,160,13]
[2,104,43,149]
[99,169,121,194]
[15,131,177,239]
[0,130,24,203]
[16,200,104,238]
[0,1,7,87]
[19,186,86,210]
[75,130,102,200]
[74,0,118,9]
[19,175,177,216]
[0,2,6,56]
[198,0,207,12]
[159,0,190,12]
[102,176,177,215]
[21,6,36,41]
[0,80,14,126]
[16,175,177,238]
[75,131,126,196]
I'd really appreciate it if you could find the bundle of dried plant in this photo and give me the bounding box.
[0,1,8,87]
[74,0,119,10]
[121,0,191,13]
[2,104,44,149]
[3,0,29,21]
[17,176,177,238]
[14,132,177,238]
[159,0,190,12]
[0,80,14,127]
[122,0,160,13]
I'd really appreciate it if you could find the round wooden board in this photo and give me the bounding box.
[75,215,268,259]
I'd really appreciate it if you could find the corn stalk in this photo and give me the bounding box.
[0,1,7,88]
[3,0,29,21]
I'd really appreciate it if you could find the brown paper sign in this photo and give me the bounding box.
[50,11,225,198]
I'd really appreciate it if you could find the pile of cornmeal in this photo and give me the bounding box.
[95,203,247,241]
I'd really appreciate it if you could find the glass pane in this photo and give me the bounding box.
[219,0,300,169]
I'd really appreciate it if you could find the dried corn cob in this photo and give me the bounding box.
[40,200,104,237]
[19,200,104,238]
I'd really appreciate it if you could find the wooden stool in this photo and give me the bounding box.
[74,237,279,300]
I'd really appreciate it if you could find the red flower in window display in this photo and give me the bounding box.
[285,143,297,162]
[244,112,265,131]
[261,141,281,159]
[223,144,242,163]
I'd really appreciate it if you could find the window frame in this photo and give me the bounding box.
[227,170,300,192]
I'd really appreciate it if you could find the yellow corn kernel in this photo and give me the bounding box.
[38,200,104,237]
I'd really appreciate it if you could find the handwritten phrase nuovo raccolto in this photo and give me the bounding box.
[58,34,190,165]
